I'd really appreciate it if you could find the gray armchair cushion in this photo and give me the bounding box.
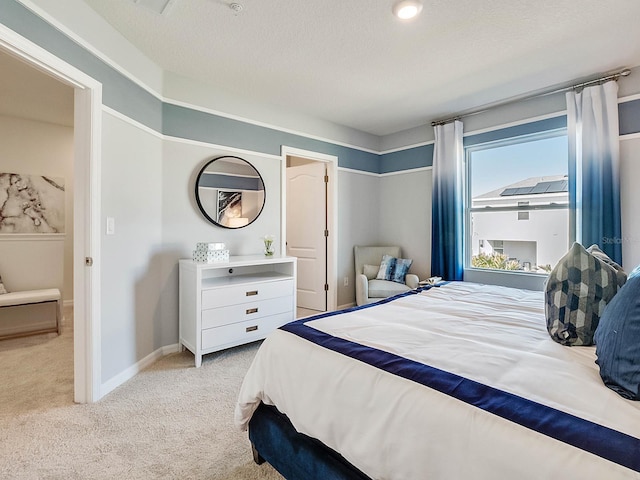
[368,279,411,299]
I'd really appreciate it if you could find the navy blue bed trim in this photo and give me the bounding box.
[280,286,640,473]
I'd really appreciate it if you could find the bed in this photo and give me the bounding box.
[235,282,640,479]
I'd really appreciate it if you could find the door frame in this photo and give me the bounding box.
[281,146,337,312]
[0,24,102,403]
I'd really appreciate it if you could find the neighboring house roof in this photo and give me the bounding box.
[474,175,568,200]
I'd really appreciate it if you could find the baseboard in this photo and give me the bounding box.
[63,299,74,308]
[338,302,356,310]
[100,343,180,398]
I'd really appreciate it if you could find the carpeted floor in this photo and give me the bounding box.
[0,309,284,479]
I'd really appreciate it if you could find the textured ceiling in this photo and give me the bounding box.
[80,0,640,136]
[6,1,640,137]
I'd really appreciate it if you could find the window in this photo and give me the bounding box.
[466,130,568,275]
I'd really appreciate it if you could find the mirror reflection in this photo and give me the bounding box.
[195,156,265,228]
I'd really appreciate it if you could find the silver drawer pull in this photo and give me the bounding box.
[246,308,258,315]
[246,290,258,296]
[246,325,258,333]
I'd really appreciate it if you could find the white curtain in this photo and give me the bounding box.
[431,120,464,280]
[566,81,622,263]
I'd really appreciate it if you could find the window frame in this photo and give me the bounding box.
[463,127,569,279]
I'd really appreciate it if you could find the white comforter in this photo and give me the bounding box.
[235,282,640,480]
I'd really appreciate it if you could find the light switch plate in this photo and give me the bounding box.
[106,217,115,235]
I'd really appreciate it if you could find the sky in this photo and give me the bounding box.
[470,134,568,198]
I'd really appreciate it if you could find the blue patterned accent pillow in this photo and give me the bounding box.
[376,255,396,281]
[392,258,413,283]
[375,255,413,284]
[594,274,640,400]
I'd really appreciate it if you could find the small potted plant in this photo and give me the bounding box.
[262,235,275,256]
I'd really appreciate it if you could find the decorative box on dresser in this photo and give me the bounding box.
[179,255,297,367]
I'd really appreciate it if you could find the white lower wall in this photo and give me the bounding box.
[378,168,432,282]
[336,169,381,307]
[0,235,63,292]
[100,112,163,383]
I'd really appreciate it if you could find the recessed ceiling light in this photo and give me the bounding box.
[131,0,176,15]
[392,0,423,20]
[230,3,243,14]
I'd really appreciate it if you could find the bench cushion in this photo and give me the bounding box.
[0,289,61,307]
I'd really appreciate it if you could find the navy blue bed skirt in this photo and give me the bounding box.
[248,402,372,480]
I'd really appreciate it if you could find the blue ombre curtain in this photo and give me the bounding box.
[566,81,622,264]
[431,120,464,281]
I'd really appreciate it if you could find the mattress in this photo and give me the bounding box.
[236,282,640,479]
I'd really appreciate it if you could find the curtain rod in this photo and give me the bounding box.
[430,68,631,127]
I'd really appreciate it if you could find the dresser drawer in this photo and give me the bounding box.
[202,295,293,329]
[201,311,292,350]
[201,279,294,310]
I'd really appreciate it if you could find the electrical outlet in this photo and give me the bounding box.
[344,277,349,287]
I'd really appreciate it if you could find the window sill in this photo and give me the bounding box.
[464,268,549,291]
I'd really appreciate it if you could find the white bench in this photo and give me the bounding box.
[0,289,61,340]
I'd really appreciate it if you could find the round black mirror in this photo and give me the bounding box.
[195,156,265,228]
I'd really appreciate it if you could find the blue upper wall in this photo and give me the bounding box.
[1,0,639,176]
[162,104,380,172]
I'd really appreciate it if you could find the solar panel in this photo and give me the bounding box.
[500,188,518,196]
[546,180,568,193]
[530,181,552,194]
[500,180,568,196]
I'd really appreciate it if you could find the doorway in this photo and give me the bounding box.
[282,147,338,316]
[0,24,102,403]
[287,157,327,315]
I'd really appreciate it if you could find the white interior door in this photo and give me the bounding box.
[286,161,327,311]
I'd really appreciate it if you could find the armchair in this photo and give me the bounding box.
[354,245,419,306]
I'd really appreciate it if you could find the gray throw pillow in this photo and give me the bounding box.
[545,242,624,346]
[0,275,7,295]
[586,244,627,288]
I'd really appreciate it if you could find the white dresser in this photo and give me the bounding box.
[179,255,297,367]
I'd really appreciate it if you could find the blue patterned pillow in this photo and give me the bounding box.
[392,258,413,283]
[594,275,640,400]
[376,255,396,281]
[375,255,413,284]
